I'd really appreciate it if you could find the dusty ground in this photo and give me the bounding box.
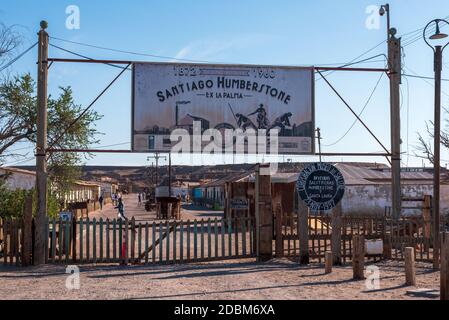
[0,258,440,300]
[89,194,223,222]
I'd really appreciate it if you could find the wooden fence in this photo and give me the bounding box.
[11,216,254,265]
[0,218,24,266]
[277,212,449,263]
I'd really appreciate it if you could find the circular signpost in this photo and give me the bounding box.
[296,163,345,211]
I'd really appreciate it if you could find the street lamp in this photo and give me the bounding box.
[423,18,449,270]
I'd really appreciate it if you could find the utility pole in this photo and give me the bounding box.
[35,21,49,265]
[147,153,166,187]
[382,4,402,219]
[433,45,443,269]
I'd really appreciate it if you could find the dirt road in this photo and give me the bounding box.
[0,259,440,300]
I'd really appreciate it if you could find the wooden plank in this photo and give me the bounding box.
[207,219,212,259]
[242,217,247,256]
[187,220,191,261]
[166,220,170,263]
[152,222,156,263]
[106,219,110,263]
[441,232,449,300]
[124,219,129,264]
[298,201,309,264]
[180,221,184,263]
[51,219,56,262]
[86,218,90,263]
[193,220,198,261]
[92,218,97,264]
[228,217,232,257]
[145,222,149,264]
[65,219,70,264]
[325,251,333,274]
[21,195,33,266]
[138,223,142,264]
[130,218,136,263]
[118,219,122,260]
[201,220,205,259]
[173,221,177,263]
[99,218,104,262]
[352,235,365,280]
[72,217,77,263]
[331,202,342,265]
[79,218,84,263]
[234,217,239,256]
[214,218,218,259]
[3,219,7,265]
[113,219,117,261]
[159,221,163,263]
[221,219,225,257]
[58,218,63,263]
[405,247,416,286]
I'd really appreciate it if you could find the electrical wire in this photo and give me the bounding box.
[0,42,37,72]
[322,70,385,147]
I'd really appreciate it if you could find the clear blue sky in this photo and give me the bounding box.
[1,0,449,168]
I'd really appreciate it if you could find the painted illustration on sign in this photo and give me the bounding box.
[132,63,315,154]
[296,163,345,211]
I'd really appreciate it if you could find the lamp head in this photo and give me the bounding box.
[430,21,448,40]
[379,7,385,16]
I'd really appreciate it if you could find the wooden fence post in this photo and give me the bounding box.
[275,204,283,258]
[256,164,273,261]
[352,235,365,280]
[325,251,333,274]
[298,200,309,265]
[331,202,342,265]
[404,247,416,286]
[21,195,33,266]
[441,232,449,300]
[423,195,431,251]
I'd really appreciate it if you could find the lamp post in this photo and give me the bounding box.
[423,18,449,270]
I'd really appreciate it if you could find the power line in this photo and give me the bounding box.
[0,42,38,72]
[322,70,385,147]
[49,36,214,64]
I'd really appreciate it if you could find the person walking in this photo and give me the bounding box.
[115,197,126,220]
[98,194,104,210]
[138,193,142,206]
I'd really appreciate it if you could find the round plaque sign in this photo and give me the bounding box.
[296,163,345,211]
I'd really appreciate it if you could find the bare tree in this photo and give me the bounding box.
[0,22,21,67]
[415,108,449,165]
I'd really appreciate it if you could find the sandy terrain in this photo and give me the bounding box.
[0,258,440,300]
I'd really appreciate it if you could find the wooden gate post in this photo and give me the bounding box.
[441,232,449,300]
[423,195,431,250]
[331,201,342,265]
[298,199,309,265]
[325,251,333,273]
[256,164,273,261]
[21,195,33,266]
[352,235,365,280]
[404,247,416,286]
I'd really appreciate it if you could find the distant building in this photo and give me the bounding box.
[0,167,36,190]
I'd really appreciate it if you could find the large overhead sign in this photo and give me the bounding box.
[132,62,315,154]
[297,163,345,211]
